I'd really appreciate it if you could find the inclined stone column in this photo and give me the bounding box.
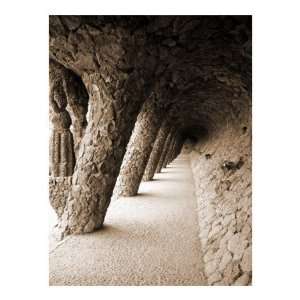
[156,129,175,173]
[163,135,177,168]
[58,70,149,237]
[143,120,171,181]
[114,96,163,197]
[172,138,184,161]
[167,134,183,164]
[49,18,158,237]
[167,138,177,164]
[49,81,75,177]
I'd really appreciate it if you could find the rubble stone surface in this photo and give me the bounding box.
[143,120,171,181]
[113,95,163,197]
[189,105,251,285]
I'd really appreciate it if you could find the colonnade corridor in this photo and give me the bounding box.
[49,154,207,285]
[48,16,252,285]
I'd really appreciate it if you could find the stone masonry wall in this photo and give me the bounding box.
[49,177,72,218]
[189,124,252,285]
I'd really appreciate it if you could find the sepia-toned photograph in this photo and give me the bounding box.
[2,1,300,298]
[49,15,252,286]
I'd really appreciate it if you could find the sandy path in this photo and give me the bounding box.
[49,154,206,285]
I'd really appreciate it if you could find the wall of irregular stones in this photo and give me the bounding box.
[188,120,252,285]
[49,177,72,218]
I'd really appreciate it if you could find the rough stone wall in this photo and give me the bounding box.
[189,124,252,285]
[49,63,75,177]
[63,70,89,158]
[49,129,75,177]
[49,60,89,217]
[49,177,72,218]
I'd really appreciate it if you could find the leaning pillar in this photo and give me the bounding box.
[58,72,147,237]
[49,19,158,238]
[168,134,182,164]
[143,120,171,181]
[163,135,177,168]
[172,138,184,161]
[155,129,175,173]
[114,96,163,197]
[167,138,177,165]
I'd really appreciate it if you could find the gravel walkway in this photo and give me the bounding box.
[49,154,206,285]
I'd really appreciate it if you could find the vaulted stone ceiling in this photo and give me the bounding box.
[49,15,251,136]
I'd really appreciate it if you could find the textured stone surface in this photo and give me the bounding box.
[170,138,184,163]
[167,134,183,165]
[62,68,89,158]
[49,59,88,165]
[49,129,75,177]
[189,107,252,285]
[163,135,177,168]
[113,95,163,197]
[57,70,149,237]
[143,120,171,181]
[50,16,159,237]
[156,129,175,173]
[49,62,75,177]
[49,177,72,217]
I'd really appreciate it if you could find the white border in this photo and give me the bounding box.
[0,0,300,299]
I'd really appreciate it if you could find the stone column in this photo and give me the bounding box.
[49,81,75,178]
[143,120,171,181]
[168,134,183,164]
[172,138,184,161]
[113,96,163,197]
[163,135,177,168]
[167,138,177,164]
[49,18,158,237]
[58,71,147,237]
[155,129,175,173]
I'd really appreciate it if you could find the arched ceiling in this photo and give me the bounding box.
[49,15,251,141]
